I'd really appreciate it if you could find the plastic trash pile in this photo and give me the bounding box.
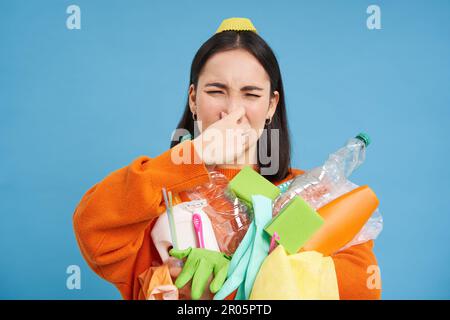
[144,133,383,300]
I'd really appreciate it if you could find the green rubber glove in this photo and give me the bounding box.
[169,247,231,300]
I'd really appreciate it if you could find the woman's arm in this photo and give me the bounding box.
[332,240,382,300]
[72,140,210,298]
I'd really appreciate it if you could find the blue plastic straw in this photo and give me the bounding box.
[162,188,178,250]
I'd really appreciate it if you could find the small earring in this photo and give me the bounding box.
[192,113,197,121]
[265,117,272,126]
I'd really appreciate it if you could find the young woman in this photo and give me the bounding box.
[73,18,381,300]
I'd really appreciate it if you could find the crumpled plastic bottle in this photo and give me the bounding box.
[273,133,383,248]
[185,171,252,256]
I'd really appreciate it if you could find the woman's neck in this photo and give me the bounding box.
[215,144,258,170]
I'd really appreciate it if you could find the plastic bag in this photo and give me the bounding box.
[185,171,252,256]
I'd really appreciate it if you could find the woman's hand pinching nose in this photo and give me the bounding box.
[193,106,253,166]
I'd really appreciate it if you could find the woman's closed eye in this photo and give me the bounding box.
[206,90,260,98]
[206,90,224,95]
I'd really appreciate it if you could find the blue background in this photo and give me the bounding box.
[1,0,449,299]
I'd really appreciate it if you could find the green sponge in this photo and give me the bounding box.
[229,166,281,210]
[264,196,324,255]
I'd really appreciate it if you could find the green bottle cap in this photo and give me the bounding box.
[355,132,371,147]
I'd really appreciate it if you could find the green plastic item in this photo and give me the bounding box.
[169,247,231,300]
[264,196,324,255]
[229,166,281,210]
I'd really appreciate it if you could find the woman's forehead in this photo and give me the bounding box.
[199,49,270,88]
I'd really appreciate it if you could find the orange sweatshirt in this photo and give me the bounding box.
[73,140,381,300]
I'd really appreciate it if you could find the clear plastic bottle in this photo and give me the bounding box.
[273,133,371,215]
[184,171,251,256]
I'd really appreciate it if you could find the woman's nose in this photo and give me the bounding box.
[223,103,248,124]
[225,97,245,113]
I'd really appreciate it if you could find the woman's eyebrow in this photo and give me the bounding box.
[205,82,227,89]
[240,85,264,91]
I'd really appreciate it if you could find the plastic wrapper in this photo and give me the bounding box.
[185,171,252,256]
[337,206,383,252]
